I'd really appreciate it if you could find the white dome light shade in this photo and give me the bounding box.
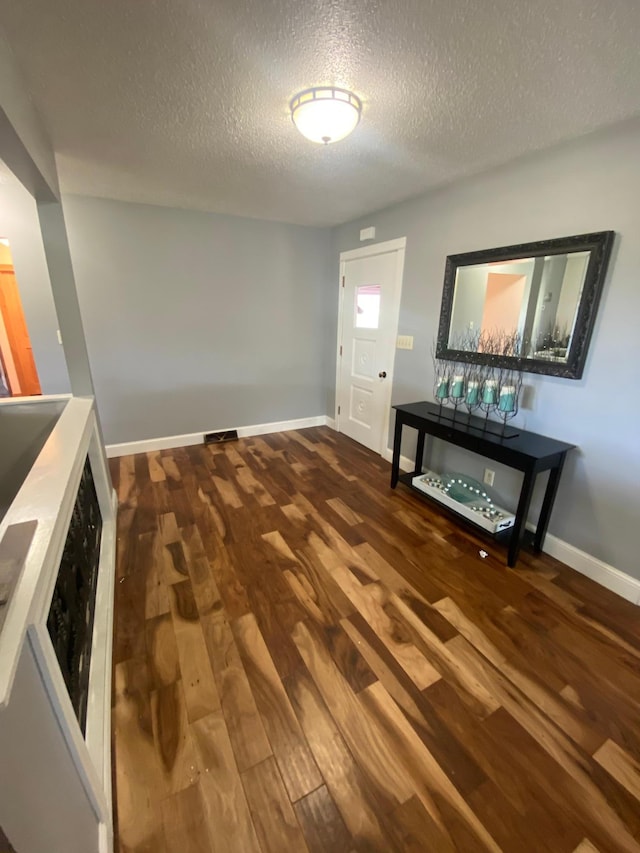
[290,87,362,144]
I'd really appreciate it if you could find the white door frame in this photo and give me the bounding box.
[335,237,406,455]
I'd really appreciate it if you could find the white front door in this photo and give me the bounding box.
[336,239,406,454]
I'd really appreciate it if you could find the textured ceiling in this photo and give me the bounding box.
[2,0,640,226]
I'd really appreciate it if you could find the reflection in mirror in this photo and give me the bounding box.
[436,231,614,379]
[449,252,590,363]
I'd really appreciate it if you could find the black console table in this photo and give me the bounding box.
[391,401,575,567]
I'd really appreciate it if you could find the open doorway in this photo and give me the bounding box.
[0,238,41,396]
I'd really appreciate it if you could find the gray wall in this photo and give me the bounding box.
[0,180,70,394]
[332,117,640,579]
[63,196,332,446]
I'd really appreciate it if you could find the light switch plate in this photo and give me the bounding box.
[396,335,414,350]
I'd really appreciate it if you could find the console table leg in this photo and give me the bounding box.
[534,454,566,552]
[508,469,537,568]
[391,416,403,488]
[415,430,426,476]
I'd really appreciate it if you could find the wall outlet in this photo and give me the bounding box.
[396,335,414,350]
[483,468,495,487]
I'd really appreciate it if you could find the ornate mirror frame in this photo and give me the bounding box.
[435,231,615,379]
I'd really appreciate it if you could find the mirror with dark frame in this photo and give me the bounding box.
[436,231,614,379]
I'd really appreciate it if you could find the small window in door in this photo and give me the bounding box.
[355,284,381,329]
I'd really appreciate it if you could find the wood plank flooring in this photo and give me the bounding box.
[110,427,640,852]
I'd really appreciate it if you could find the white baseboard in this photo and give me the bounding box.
[538,530,640,606]
[106,415,329,458]
[326,417,337,431]
[235,415,327,439]
[106,431,203,457]
[382,446,415,473]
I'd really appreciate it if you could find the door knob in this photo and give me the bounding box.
[378,371,387,378]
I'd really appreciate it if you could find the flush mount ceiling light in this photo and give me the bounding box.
[290,87,362,144]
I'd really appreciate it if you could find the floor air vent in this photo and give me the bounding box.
[204,429,239,444]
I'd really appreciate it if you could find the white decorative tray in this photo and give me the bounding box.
[411,470,515,534]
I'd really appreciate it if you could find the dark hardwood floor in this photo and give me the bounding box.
[109,426,640,852]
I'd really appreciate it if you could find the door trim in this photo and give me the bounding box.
[339,237,407,262]
[335,237,407,455]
